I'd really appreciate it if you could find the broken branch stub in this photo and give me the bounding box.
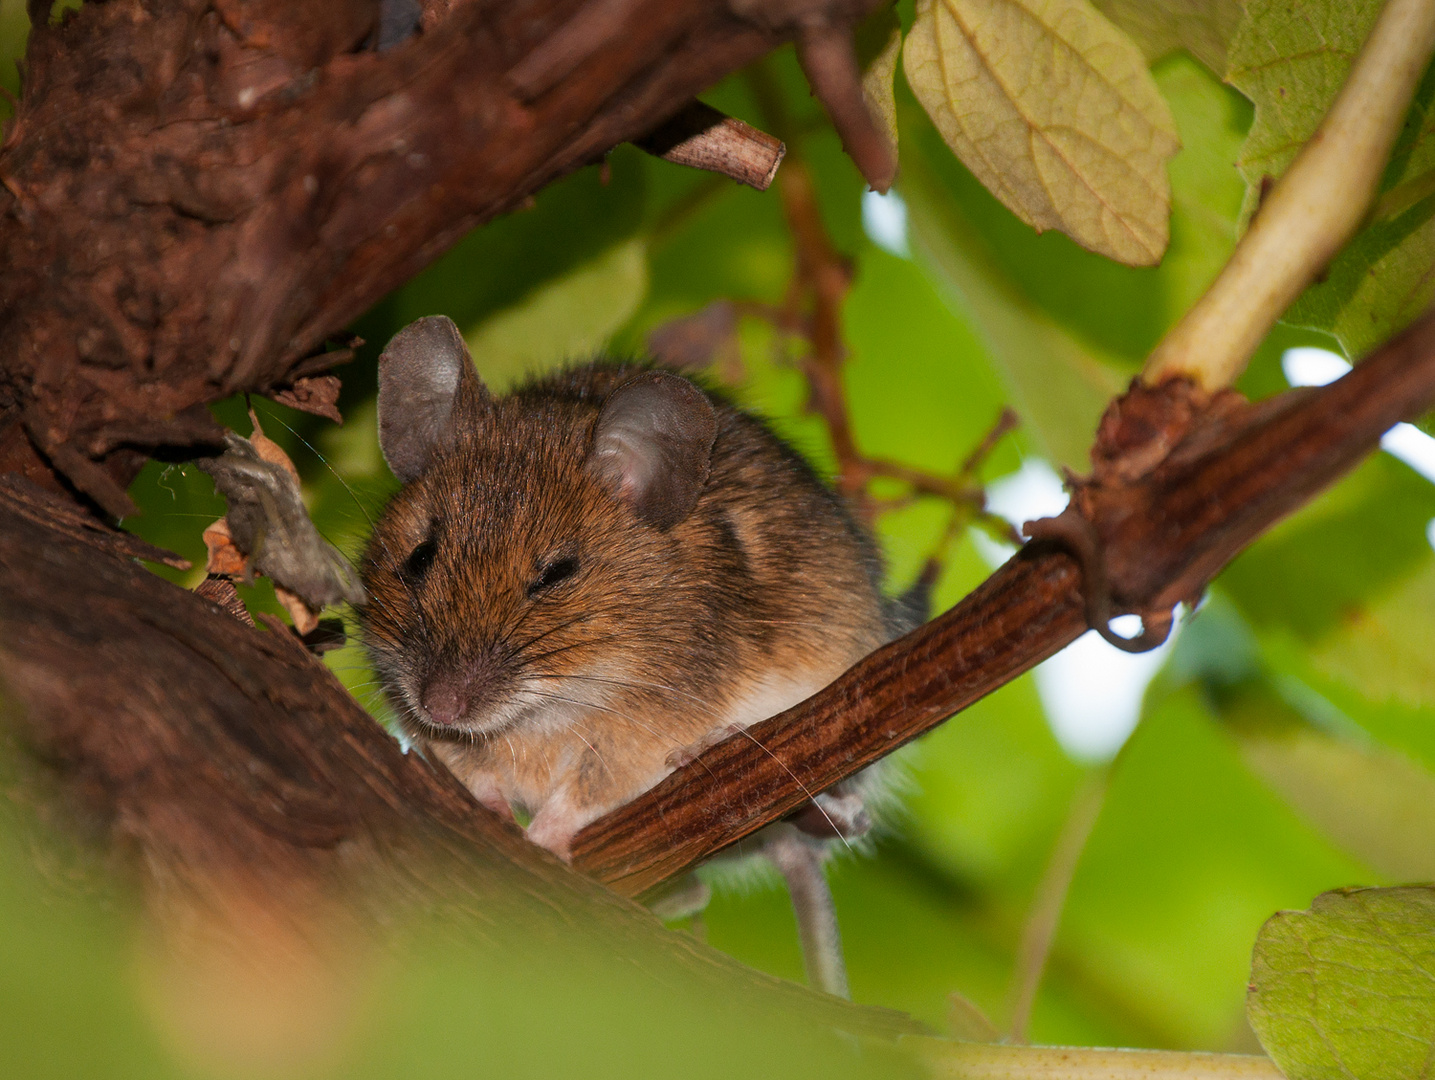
[633,101,786,190]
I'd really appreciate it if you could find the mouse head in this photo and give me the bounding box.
[359,316,720,741]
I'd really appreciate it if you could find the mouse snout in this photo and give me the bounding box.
[420,678,470,727]
[418,654,507,729]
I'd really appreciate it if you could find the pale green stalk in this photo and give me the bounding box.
[1143,0,1435,388]
[906,1038,1285,1080]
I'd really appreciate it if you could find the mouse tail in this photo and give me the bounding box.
[763,831,849,998]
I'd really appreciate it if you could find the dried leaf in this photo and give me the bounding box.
[903,0,1180,265]
[247,408,300,482]
[274,584,320,637]
[266,375,344,424]
[202,519,249,578]
[196,432,365,614]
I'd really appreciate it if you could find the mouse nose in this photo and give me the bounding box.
[421,679,469,727]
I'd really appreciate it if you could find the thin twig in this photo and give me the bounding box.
[1006,766,1112,1042]
[748,62,1013,526]
[1143,0,1435,388]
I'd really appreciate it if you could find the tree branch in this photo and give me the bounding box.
[0,0,884,511]
[570,307,1435,896]
[904,1039,1284,1080]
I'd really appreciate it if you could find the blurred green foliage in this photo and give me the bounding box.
[5,0,1435,1075]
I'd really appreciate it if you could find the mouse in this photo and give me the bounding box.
[357,315,922,996]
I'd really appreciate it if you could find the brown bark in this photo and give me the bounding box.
[0,474,924,1038]
[0,0,883,516]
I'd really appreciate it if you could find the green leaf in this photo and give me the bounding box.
[1157,52,1252,322]
[903,0,1180,265]
[1308,560,1435,709]
[384,149,648,332]
[1218,453,1435,642]
[1228,0,1435,358]
[1248,886,1435,1080]
[1090,0,1245,74]
[463,238,649,390]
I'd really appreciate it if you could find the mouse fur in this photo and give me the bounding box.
[359,316,913,856]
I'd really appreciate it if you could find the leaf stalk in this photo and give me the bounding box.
[1142,0,1435,389]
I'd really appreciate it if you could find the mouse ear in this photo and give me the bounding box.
[588,371,718,529]
[377,316,489,483]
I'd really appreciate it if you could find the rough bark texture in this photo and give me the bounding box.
[0,0,882,517]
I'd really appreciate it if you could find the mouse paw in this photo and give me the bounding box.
[665,723,745,771]
[789,791,871,840]
[646,873,713,922]
[463,775,517,824]
[525,793,599,863]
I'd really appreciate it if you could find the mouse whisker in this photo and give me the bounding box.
[536,671,713,710]
[250,401,382,534]
[523,684,724,785]
[723,726,854,854]
[524,686,689,747]
[499,609,606,666]
[518,633,631,668]
[562,722,615,782]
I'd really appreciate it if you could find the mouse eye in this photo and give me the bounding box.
[527,556,579,597]
[402,539,438,583]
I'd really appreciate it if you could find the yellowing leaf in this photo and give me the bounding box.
[903,0,1180,265]
[860,20,904,166]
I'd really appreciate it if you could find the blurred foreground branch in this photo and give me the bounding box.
[905,1039,1284,1080]
[0,475,923,1047]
